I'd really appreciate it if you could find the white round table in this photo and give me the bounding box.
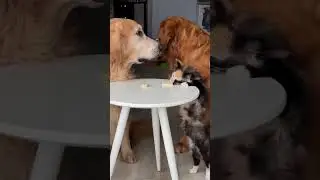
[110,79,199,180]
[0,55,108,180]
[211,74,287,138]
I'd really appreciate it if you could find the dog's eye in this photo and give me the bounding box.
[136,30,144,37]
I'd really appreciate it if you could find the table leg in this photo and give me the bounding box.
[110,106,131,178]
[151,108,161,171]
[157,107,179,180]
[29,142,65,180]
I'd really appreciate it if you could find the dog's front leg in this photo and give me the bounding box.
[120,119,137,163]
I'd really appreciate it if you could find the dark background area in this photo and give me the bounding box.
[61,2,109,55]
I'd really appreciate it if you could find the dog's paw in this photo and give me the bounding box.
[189,166,199,174]
[205,167,210,180]
[121,150,138,164]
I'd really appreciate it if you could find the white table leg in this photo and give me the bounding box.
[29,142,65,180]
[151,108,161,171]
[158,107,179,180]
[110,106,131,178]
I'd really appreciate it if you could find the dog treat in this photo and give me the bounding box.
[162,82,173,88]
[140,83,150,89]
[161,79,173,88]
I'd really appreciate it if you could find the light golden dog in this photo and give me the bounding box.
[110,18,161,163]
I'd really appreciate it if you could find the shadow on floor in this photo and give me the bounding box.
[59,147,109,180]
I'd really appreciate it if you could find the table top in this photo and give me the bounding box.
[0,55,108,147]
[110,79,200,108]
[211,74,287,138]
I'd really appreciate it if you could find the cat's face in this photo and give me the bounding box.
[171,59,203,86]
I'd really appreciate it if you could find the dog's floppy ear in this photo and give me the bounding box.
[110,19,125,63]
[158,17,178,46]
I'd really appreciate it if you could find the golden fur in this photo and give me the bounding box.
[110,18,160,163]
[158,16,211,87]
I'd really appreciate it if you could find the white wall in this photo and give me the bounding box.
[149,0,198,38]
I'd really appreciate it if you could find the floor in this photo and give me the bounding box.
[112,108,207,180]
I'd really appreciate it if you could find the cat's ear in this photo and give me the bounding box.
[174,58,183,69]
[187,68,202,80]
[192,71,203,80]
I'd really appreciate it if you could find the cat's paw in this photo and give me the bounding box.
[205,167,210,180]
[180,82,189,87]
[189,166,199,174]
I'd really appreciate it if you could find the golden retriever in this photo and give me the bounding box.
[157,16,210,88]
[158,16,211,154]
[110,18,161,163]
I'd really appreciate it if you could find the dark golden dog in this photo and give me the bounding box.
[158,16,211,88]
[158,17,211,156]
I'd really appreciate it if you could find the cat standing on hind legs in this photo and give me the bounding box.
[189,138,210,180]
[171,59,211,180]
